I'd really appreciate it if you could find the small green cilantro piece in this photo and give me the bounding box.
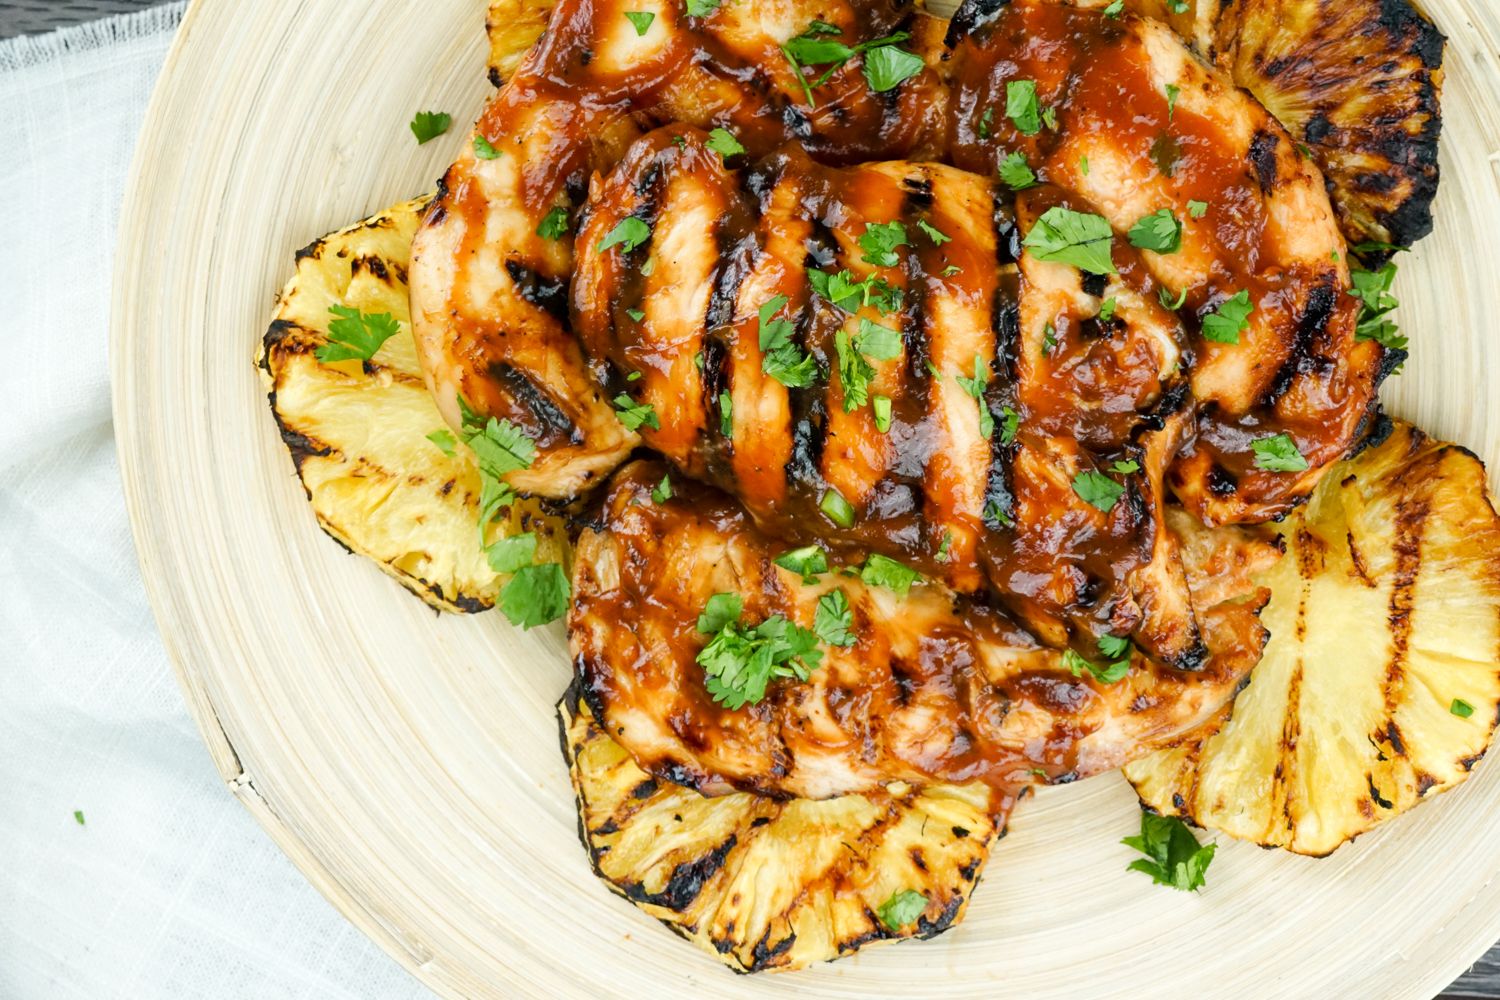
[863,44,925,93]
[705,126,746,160]
[651,475,673,504]
[694,597,823,709]
[1123,812,1216,892]
[598,216,652,254]
[472,134,501,159]
[873,394,893,433]
[937,530,953,561]
[876,889,928,931]
[977,106,994,139]
[1064,647,1130,684]
[814,589,857,647]
[1097,633,1131,660]
[410,111,452,144]
[1158,285,1188,310]
[1250,433,1309,473]
[1072,469,1124,512]
[1110,459,1140,474]
[998,151,1037,190]
[624,10,655,34]
[1128,209,1183,254]
[612,394,659,431]
[859,220,909,268]
[809,268,902,314]
[916,219,951,245]
[774,545,829,583]
[536,205,570,240]
[999,405,1020,445]
[73,810,86,826]
[820,488,856,527]
[1098,297,1118,323]
[697,593,744,633]
[684,0,720,16]
[426,429,456,456]
[485,532,537,574]
[1103,0,1124,14]
[625,308,645,322]
[955,355,994,439]
[718,391,733,437]
[1165,83,1181,120]
[1006,79,1042,135]
[1452,698,1476,719]
[316,304,401,363]
[1201,290,1254,344]
[1080,154,1090,176]
[859,553,921,596]
[1350,261,1407,350]
[500,563,569,629]
[759,294,818,388]
[1187,199,1208,219]
[1023,207,1117,275]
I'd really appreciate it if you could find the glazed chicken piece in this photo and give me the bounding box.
[409,0,948,497]
[945,0,1386,524]
[570,463,1276,800]
[571,125,1212,665]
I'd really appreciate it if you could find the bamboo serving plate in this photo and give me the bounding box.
[111,1,1500,997]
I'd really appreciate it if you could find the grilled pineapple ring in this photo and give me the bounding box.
[561,693,1009,973]
[257,199,565,612]
[1124,421,1500,856]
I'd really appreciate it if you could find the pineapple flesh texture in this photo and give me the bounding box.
[257,199,566,613]
[561,693,1008,973]
[486,0,558,86]
[1125,421,1500,856]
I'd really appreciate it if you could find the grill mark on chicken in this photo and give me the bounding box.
[486,362,582,446]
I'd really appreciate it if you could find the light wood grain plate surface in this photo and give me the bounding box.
[111,1,1500,997]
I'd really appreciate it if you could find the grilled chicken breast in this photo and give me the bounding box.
[409,0,948,497]
[571,463,1275,800]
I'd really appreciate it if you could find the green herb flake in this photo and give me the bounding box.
[1072,469,1125,512]
[684,0,720,16]
[1201,289,1254,344]
[1006,80,1042,136]
[597,216,652,254]
[820,488,857,527]
[1187,199,1208,219]
[73,810,85,826]
[694,597,824,709]
[1123,812,1216,892]
[1063,647,1130,684]
[1250,432,1309,473]
[862,44,925,93]
[758,294,818,388]
[917,219,951,246]
[937,530,953,561]
[1080,154,1090,176]
[859,220,909,268]
[500,563,570,629]
[1022,206,1117,275]
[485,532,537,574]
[955,355,994,439]
[1103,0,1125,15]
[426,429,457,456]
[612,393,660,431]
[1165,83,1181,120]
[999,405,1020,445]
[1452,698,1476,719]
[998,151,1037,190]
[1098,297,1118,323]
[651,475,673,504]
[697,592,744,634]
[876,889,928,931]
[409,111,452,144]
[859,553,921,596]
[472,134,502,160]
[1128,209,1183,254]
[977,106,994,139]
[626,308,645,322]
[814,589,857,647]
[718,391,734,437]
[873,394,893,433]
[1159,285,1188,310]
[775,545,830,583]
[705,126,746,160]
[316,304,401,364]
[1110,459,1140,474]
[1349,261,1407,350]
[536,205,570,240]
[624,10,655,35]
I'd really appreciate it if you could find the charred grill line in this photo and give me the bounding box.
[486,362,583,445]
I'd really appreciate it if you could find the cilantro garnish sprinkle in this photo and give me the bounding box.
[1072,469,1125,512]
[597,216,652,254]
[774,545,829,583]
[1349,261,1406,350]
[876,889,928,931]
[859,220,909,268]
[1123,812,1216,892]
[758,294,818,388]
[998,151,1037,190]
[858,553,921,596]
[955,355,994,438]
[694,593,823,709]
[624,10,655,34]
[409,111,451,144]
[1023,207,1117,275]
[651,475,673,504]
[1201,289,1254,344]
[1452,698,1475,718]
[472,134,501,160]
[1006,80,1043,135]
[316,305,401,364]
[426,429,456,456]
[1250,432,1309,473]
[1128,209,1183,254]
[705,127,745,160]
[780,22,922,106]
[612,394,659,431]
[536,205,570,240]
[814,589,857,647]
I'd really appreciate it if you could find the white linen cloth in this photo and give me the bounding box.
[0,8,431,997]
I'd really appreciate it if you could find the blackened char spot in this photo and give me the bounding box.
[1248,129,1281,194]
[622,835,736,911]
[1207,464,1238,497]
[1261,280,1337,407]
[946,0,1013,47]
[1081,272,1107,297]
[487,362,583,445]
[504,260,569,322]
[1304,112,1333,143]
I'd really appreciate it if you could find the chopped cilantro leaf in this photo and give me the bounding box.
[1110,459,1140,474]
[862,44,925,92]
[859,220,909,268]
[684,0,720,16]
[759,294,818,388]
[624,10,655,34]
[820,488,856,527]
[917,219,951,245]
[1103,0,1124,15]
[856,318,902,360]
[859,553,921,596]
[651,475,673,504]
[697,593,743,633]
[409,111,452,144]
[1006,80,1042,135]
[1128,209,1183,254]
[999,405,1020,445]
[316,304,401,363]
[426,429,456,456]
[937,530,953,561]
[1165,83,1181,120]
[876,889,928,931]
[815,589,857,647]
[1350,261,1406,350]
[1187,199,1208,219]
[873,394,893,433]
[500,563,569,629]
[612,393,659,431]
[705,126,745,160]
[1064,647,1130,684]
[1250,432,1309,473]
[1452,698,1476,718]
[955,355,994,438]
[1159,285,1188,310]
[978,106,994,139]
[598,216,652,254]
[1098,296,1118,322]
[73,810,85,826]
[625,308,645,322]
[998,151,1037,190]
[472,134,501,159]
[1097,633,1131,660]
[485,532,537,574]
[1072,469,1124,512]
[1201,289,1254,344]
[694,598,823,709]
[1123,812,1216,892]
[809,268,902,314]
[536,205,570,240]
[1023,206,1117,275]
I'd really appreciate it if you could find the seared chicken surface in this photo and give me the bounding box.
[571,463,1275,800]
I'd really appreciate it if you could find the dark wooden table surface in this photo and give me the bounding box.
[1,1,1494,996]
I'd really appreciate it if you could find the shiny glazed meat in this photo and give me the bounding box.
[570,125,1206,667]
[570,463,1276,800]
